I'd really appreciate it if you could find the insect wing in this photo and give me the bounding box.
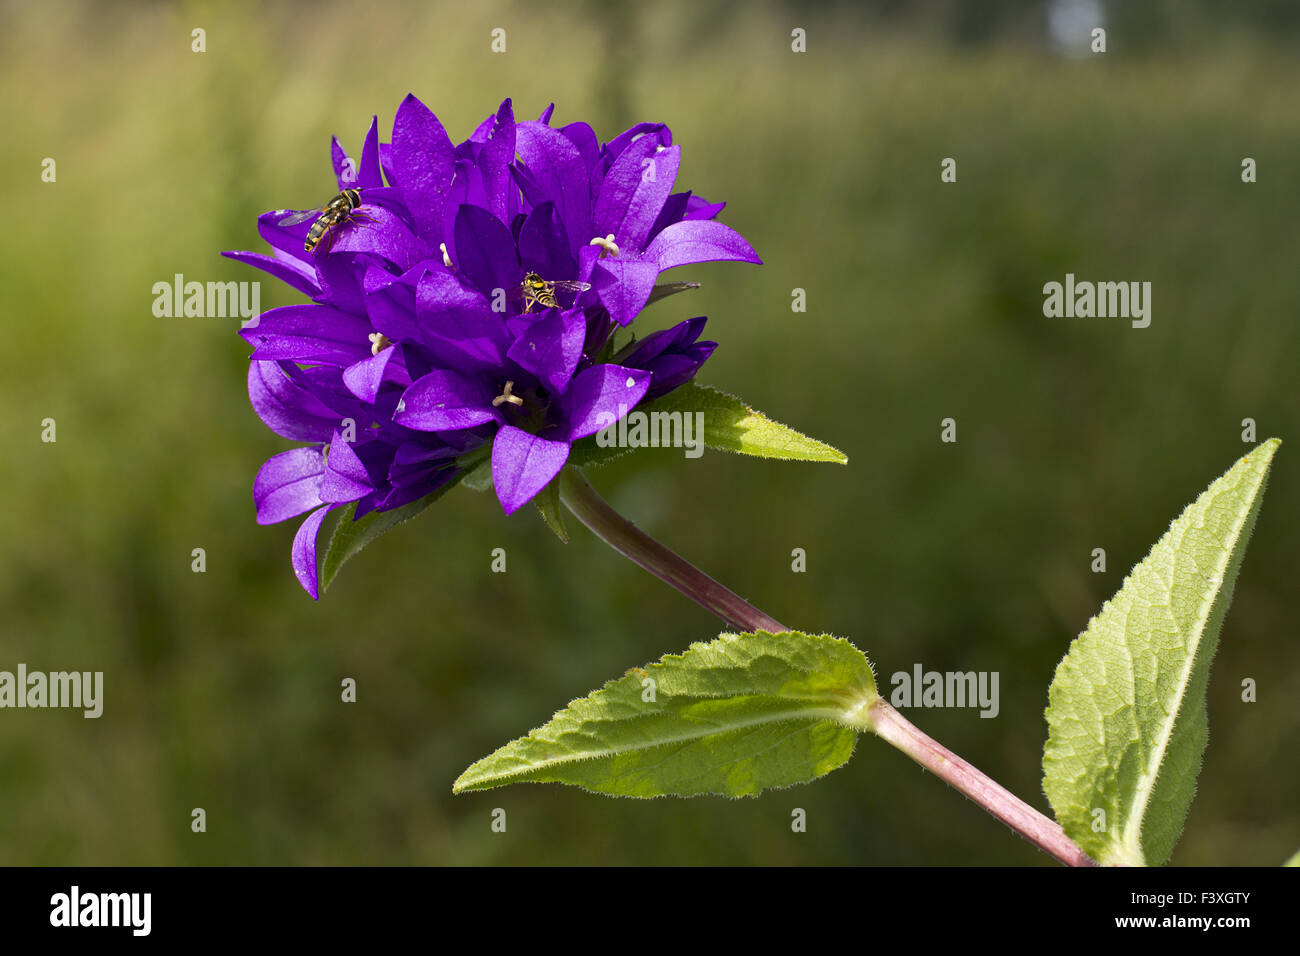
[501,283,532,310]
[277,207,324,227]
[548,279,593,309]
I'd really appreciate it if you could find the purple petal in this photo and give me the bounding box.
[509,161,546,212]
[592,257,660,327]
[491,426,570,515]
[396,370,501,431]
[415,270,512,372]
[222,250,321,298]
[389,440,460,488]
[389,94,456,242]
[324,203,427,270]
[642,219,762,271]
[561,366,655,442]
[645,191,690,242]
[515,121,592,250]
[684,194,726,219]
[468,113,495,143]
[374,462,461,511]
[644,192,724,245]
[641,347,714,399]
[559,365,652,441]
[255,447,326,525]
[332,136,357,189]
[453,203,520,295]
[362,262,424,342]
[560,121,600,174]
[292,505,333,600]
[258,209,315,259]
[575,243,599,286]
[481,99,516,223]
[320,432,375,504]
[622,315,708,363]
[357,116,384,189]
[602,123,672,166]
[241,304,373,366]
[517,201,577,280]
[342,344,402,403]
[593,141,680,252]
[313,253,369,315]
[277,363,370,426]
[248,361,342,441]
[460,157,490,211]
[618,316,716,398]
[358,185,409,215]
[505,308,585,393]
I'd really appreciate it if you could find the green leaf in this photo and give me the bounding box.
[460,457,493,492]
[319,472,463,593]
[535,473,570,543]
[1284,849,1300,867]
[454,630,878,798]
[645,280,700,306]
[1043,440,1280,867]
[570,382,847,468]
[568,433,636,468]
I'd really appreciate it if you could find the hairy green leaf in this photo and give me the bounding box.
[320,472,463,592]
[454,630,878,798]
[570,381,847,467]
[535,473,570,543]
[1043,440,1280,866]
[459,457,493,492]
[453,444,494,493]
[645,280,701,306]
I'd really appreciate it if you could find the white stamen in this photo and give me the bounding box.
[492,380,525,408]
[589,234,620,258]
[440,242,454,269]
[369,332,393,356]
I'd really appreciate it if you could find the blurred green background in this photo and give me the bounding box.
[2,0,1296,865]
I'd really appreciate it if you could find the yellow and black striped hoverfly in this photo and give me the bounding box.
[516,271,592,313]
[277,188,372,254]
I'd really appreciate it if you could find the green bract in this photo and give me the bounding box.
[320,474,464,593]
[571,381,848,468]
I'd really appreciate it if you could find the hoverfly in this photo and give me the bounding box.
[277,188,370,253]
[515,271,592,313]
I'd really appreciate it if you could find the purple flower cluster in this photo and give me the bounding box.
[226,96,760,597]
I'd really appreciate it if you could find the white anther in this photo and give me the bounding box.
[589,234,620,258]
[492,381,525,408]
